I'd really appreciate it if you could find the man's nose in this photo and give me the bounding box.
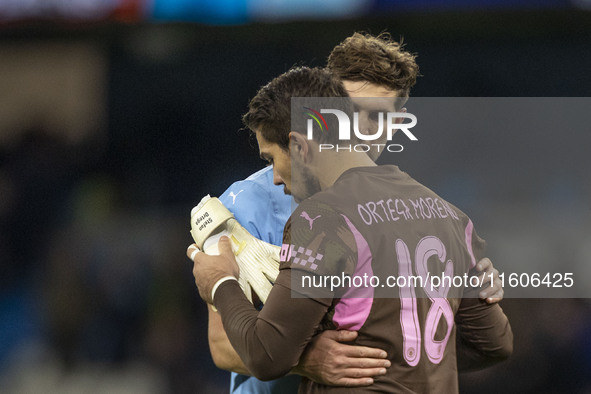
[359,113,372,135]
[273,168,284,185]
[273,168,285,185]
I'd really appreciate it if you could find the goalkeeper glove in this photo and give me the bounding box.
[190,195,281,304]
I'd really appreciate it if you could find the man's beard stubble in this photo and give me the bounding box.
[291,162,321,203]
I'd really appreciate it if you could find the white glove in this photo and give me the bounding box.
[190,195,281,304]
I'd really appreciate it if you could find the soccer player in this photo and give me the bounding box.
[190,67,512,393]
[205,32,505,393]
[207,167,391,392]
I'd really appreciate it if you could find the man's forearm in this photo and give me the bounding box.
[214,274,329,381]
[207,304,251,375]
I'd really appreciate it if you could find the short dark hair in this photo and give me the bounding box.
[242,67,351,151]
[327,32,419,98]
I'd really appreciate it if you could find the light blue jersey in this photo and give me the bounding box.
[218,166,300,393]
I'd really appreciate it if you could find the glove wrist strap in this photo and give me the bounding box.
[190,195,234,249]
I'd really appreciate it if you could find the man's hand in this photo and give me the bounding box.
[293,330,390,387]
[190,195,282,303]
[187,236,240,305]
[474,257,503,304]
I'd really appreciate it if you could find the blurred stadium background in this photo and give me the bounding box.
[0,0,590,393]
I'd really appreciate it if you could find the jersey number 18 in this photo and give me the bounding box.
[395,236,455,366]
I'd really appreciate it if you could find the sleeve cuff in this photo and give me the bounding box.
[212,276,238,305]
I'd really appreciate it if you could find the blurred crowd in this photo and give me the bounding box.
[0,127,228,393]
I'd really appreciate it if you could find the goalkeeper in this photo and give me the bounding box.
[194,168,503,393]
[197,166,394,392]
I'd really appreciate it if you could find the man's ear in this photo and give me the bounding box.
[289,132,312,163]
[395,107,407,124]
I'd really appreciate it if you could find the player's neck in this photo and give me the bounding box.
[315,151,376,190]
